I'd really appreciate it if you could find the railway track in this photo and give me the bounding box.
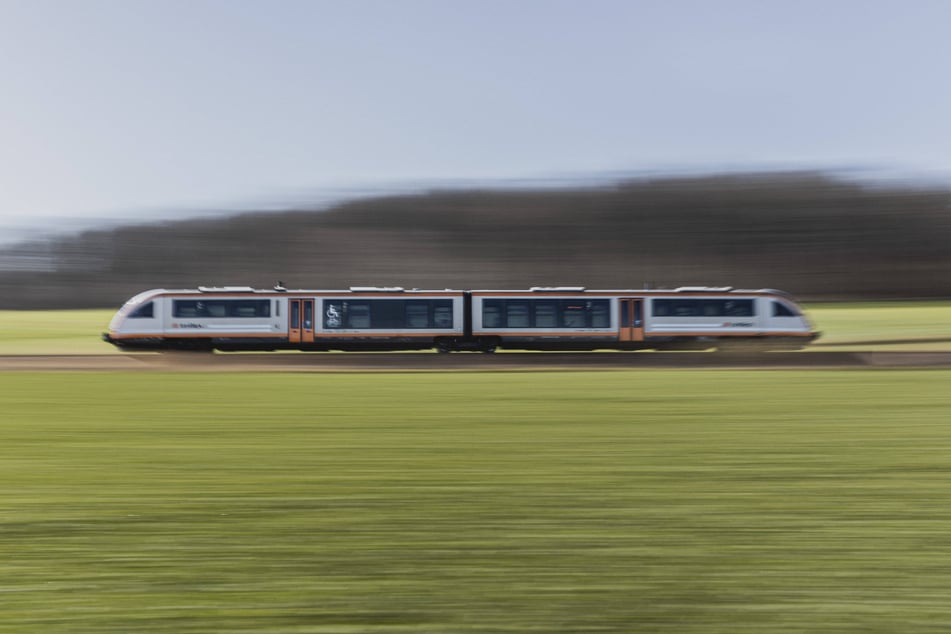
[2,351,951,371]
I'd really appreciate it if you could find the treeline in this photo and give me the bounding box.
[1,171,950,309]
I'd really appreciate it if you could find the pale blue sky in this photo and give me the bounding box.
[2,0,950,239]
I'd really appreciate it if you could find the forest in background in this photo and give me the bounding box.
[1,171,949,309]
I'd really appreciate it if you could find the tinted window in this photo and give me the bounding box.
[323,299,454,329]
[483,300,502,328]
[534,302,557,328]
[173,299,270,318]
[591,302,610,328]
[772,301,797,317]
[652,299,754,318]
[506,301,530,328]
[481,298,611,328]
[129,301,154,318]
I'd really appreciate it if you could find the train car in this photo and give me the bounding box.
[103,285,818,352]
[102,286,466,352]
[469,286,817,351]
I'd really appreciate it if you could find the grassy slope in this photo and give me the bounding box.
[810,302,951,350]
[0,309,116,355]
[0,302,949,354]
[2,370,951,632]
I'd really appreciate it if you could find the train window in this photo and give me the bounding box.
[562,304,586,327]
[405,303,429,328]
[534,302,557,328]
[773,301,797,317]
[481,298,611,328]
[723,300,754,317]
[590,301,610,328]
[172,299,270,318]
[348,303,371,328]
[368,301,403,329]
[507,301,530,328]
[323,299,454,329]
[652,299,754,318]
[236,300,270,317]
[129,302,154,318]
[324,301,343,328]
[434,304,453,328]
[483,301,502,328]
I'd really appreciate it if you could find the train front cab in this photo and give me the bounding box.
[102,289,166,349]
[640,290,817,350]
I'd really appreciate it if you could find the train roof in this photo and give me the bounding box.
[129,285,796,297]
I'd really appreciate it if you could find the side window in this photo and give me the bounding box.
[205,301,228,318]
[653,298,755,317]
[590,300,610,328]
[173,300,201,318]
[534,302,558,328]
[483,300,502,328]
[233,300,270,318]
[724,300,754,317]
[172,299,270,318]
[348,302,371,328]
[405,303,429,328]
[674,301,699,317]
[433,301,453,328]
[434,304,453,328]
[562,303,586,327]
[507,301,530,328]
[324,301,343,328]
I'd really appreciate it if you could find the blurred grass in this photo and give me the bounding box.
[809,302,951,350]
[2,302,951,354]
[2,370,951,632]
[0,309,116,354]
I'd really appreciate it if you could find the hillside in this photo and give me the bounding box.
[1,172,949,309]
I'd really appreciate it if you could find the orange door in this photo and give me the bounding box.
[289,299,301,343]
[619,298,644,342]
[288,299,315,344]
[301,299,315,343]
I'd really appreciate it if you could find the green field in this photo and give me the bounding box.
[3,370,951,633]
[0,301,949,354]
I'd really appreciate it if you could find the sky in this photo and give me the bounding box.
[2,0,950,242]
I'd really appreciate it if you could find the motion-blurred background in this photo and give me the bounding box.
[2,171,950,308]
[2,2,950,308]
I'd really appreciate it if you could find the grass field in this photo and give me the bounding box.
[3,370,951,632]
[0,301,949,354]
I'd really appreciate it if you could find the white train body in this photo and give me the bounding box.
[103,285,818,352]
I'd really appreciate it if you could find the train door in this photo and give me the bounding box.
[288,298,315,344]
[619,298,644,342]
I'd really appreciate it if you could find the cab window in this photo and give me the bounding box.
[129,302,154,318]
[772,301,798,317]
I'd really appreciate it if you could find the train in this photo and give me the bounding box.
[102,284,819,352]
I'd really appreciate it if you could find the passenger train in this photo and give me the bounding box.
[102,285,819,352]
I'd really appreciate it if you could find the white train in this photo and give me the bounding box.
[102,285,818,352]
